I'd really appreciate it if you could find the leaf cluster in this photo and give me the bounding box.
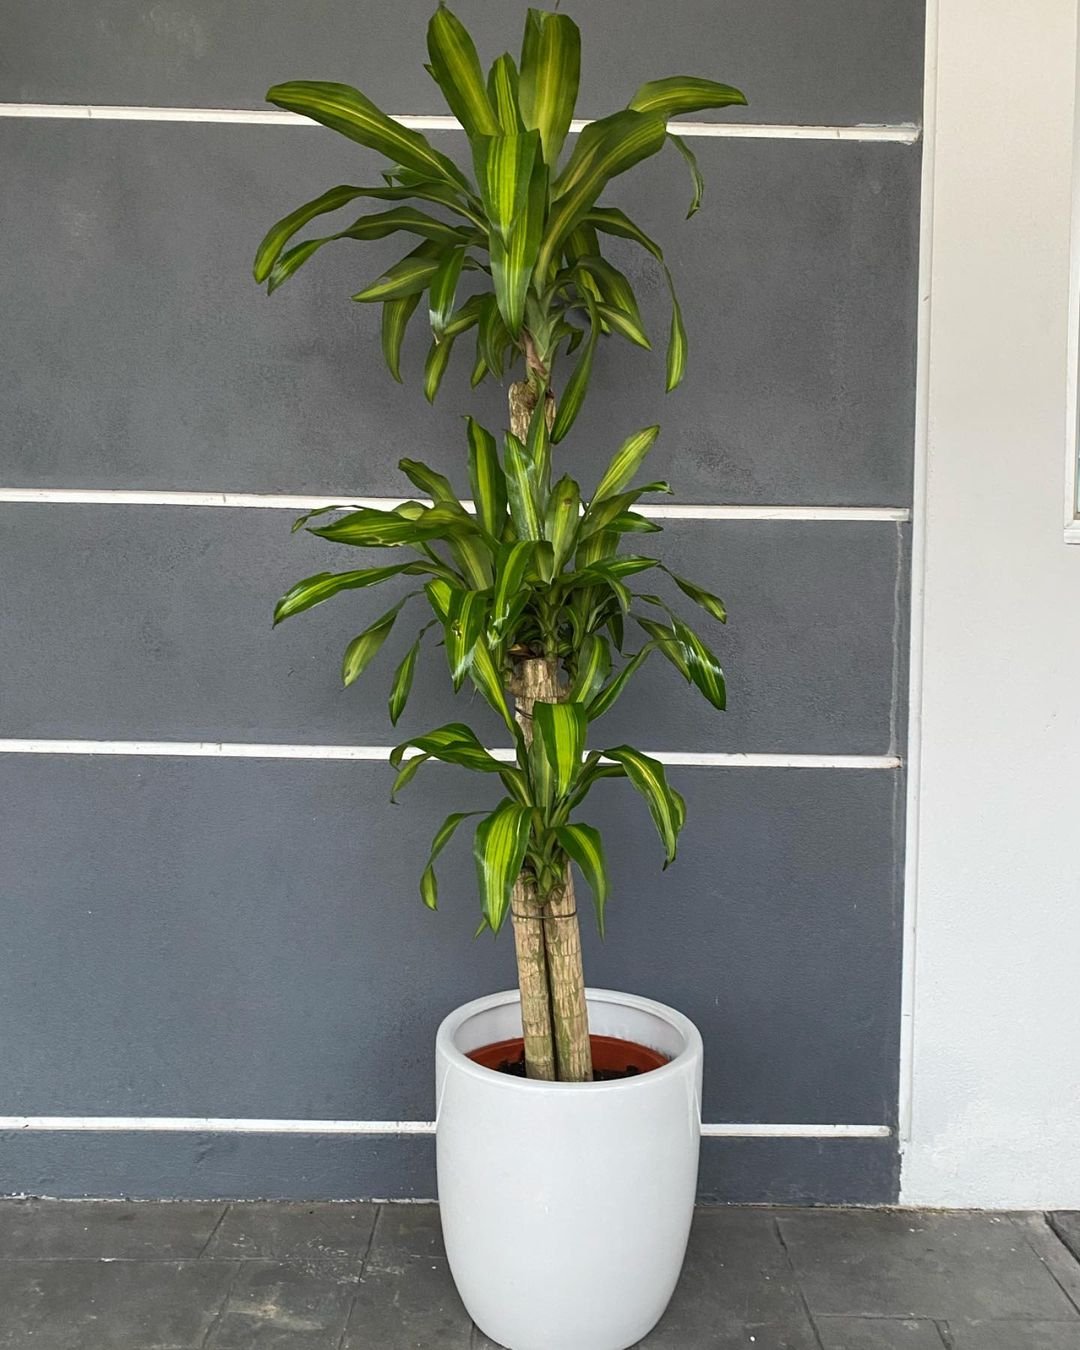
[253,4,746,437]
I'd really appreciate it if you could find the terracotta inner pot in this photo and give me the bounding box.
[467,1033,669,1078]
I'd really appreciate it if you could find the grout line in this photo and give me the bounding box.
[335,1202,382,1350]
[0,487,912,523]
[773,1217,827,1350]
[0,103,921,143]
[898,0,940,1158]
[196,1203,231,1260]
[0,741,902,770]
[199,1257,243,1350]
[0,1116,891,1139]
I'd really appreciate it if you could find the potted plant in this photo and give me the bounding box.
[257,8,744,1347]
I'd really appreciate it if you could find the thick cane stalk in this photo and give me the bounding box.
[510,872,556,1081]
[508,380,593,1083]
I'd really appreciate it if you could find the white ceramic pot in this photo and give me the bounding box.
[435,987,703,1350]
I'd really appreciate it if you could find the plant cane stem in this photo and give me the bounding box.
[508,379,593,1084]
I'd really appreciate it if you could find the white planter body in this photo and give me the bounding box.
[435,988,703,1350]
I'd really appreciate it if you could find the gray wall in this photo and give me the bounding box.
[0,1,923,1201]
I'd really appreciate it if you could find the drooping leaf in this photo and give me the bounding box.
[390,750,430,802]
[474,799,534,932]
[664,568,727,623]
[635,614,690,680]
[443,587,488,689]
[311,502,476,548]
[487,53,523,133]
[352,240,447,303]
[254,184,367,283]
[568,633,611,703]
[342,596,413,687]
[571,255,646,335]
[266,81,470,190]
[272,562,417,624]
[389,625,431,725]
[602,745,683,864]
[467,418,508,538]
[533,701,587,799]
[555,822,609,936]
[627,75,747,118]
[665,265,688,391]
[424,330,457,402]
[428,245,467,339]
[468,638,515,732]
[519,8,581,166]
[550,299,597,443]
[391,721,509,775]
[399,457,459,505]
[673,617,727,709]
[668,132,704,217]
[420,810,484,910]
[592,426,661,503]
[381,292,422,382]
[585,205,664,260]
[427,4,501,137]
[595,302,652,350]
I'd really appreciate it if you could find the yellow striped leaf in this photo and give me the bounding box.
[627,75,747,118]
[555,822,609,936]
[427,5,501,137]
[420,811,483,910]
[533,702,587,799]
[474,800,534,932]
[519,9,581,166]
[602,745,683,864]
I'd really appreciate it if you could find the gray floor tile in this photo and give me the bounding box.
[204,1260,357,1348]
[1049,1213,1080,1264]
[364,1203,448,1271]
[342,1262,473,1349]
[1013,1215,1080,1316]
[0,1258,235,1349]
[946,1322,1080,1349]
[635,1209,819,1348]
[815,1317,946,1349]
[778,1210,1080,1322]
[0,1198,225,1260]
[203,1201,377,1275]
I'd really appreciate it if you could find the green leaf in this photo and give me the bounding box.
[571,255,646,334]
[665,265,688,391]
[533,701,586,799]
[381,292,422,382]
[254,184,366,283]
[568,633,611,703]
[427,4,501,137]
[635,614,690,680]
[673,617,727,709]
[488,53,523,132]
[391,721,508,775]
[602,745,683,864]
[544,474,581,571]
[587,644,654,719]
[468,638,515,732]
[420,810,483,910]
[490,154,547,336]
[352,240,447,303]
[428,245,467,339]
[390,750,429,802]
[399,457,459,506]
[444,588,488,689]
[467,418,508,538]
[539,110,668,279]
[668,132,704,217]
[424,330,457,402]
[503,432,543,539]
[595,302,652,350]
[272,562,416,624]
[471,131,539,243]
[342,597,411,687]
[585,206,664,261]
[311,502,474,548]
[492,541,535,635]
[555,822,609,936]
[474,799,533,933]
[592,426,661,503]
[664,568,727,623]
[388,626,429,725]
[519,8,581,167]
[550,300,597,443]
[627,75,747,118]
[266,81,470,191]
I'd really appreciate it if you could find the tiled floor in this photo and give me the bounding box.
[0,1201,1077,1348]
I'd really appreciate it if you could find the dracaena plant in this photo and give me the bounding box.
[260,5,744,1083]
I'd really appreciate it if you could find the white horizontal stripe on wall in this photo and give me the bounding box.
[0,488,911,524]
[0,741,901,769]
[0,103,921,144]
[0,1116,891,1140]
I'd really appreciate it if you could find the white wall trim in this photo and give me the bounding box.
[0,487,911,523]
[0,1115,890,1139]
[0,102,921,143]
[0,740,901,769]
[898,0,940,1145]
